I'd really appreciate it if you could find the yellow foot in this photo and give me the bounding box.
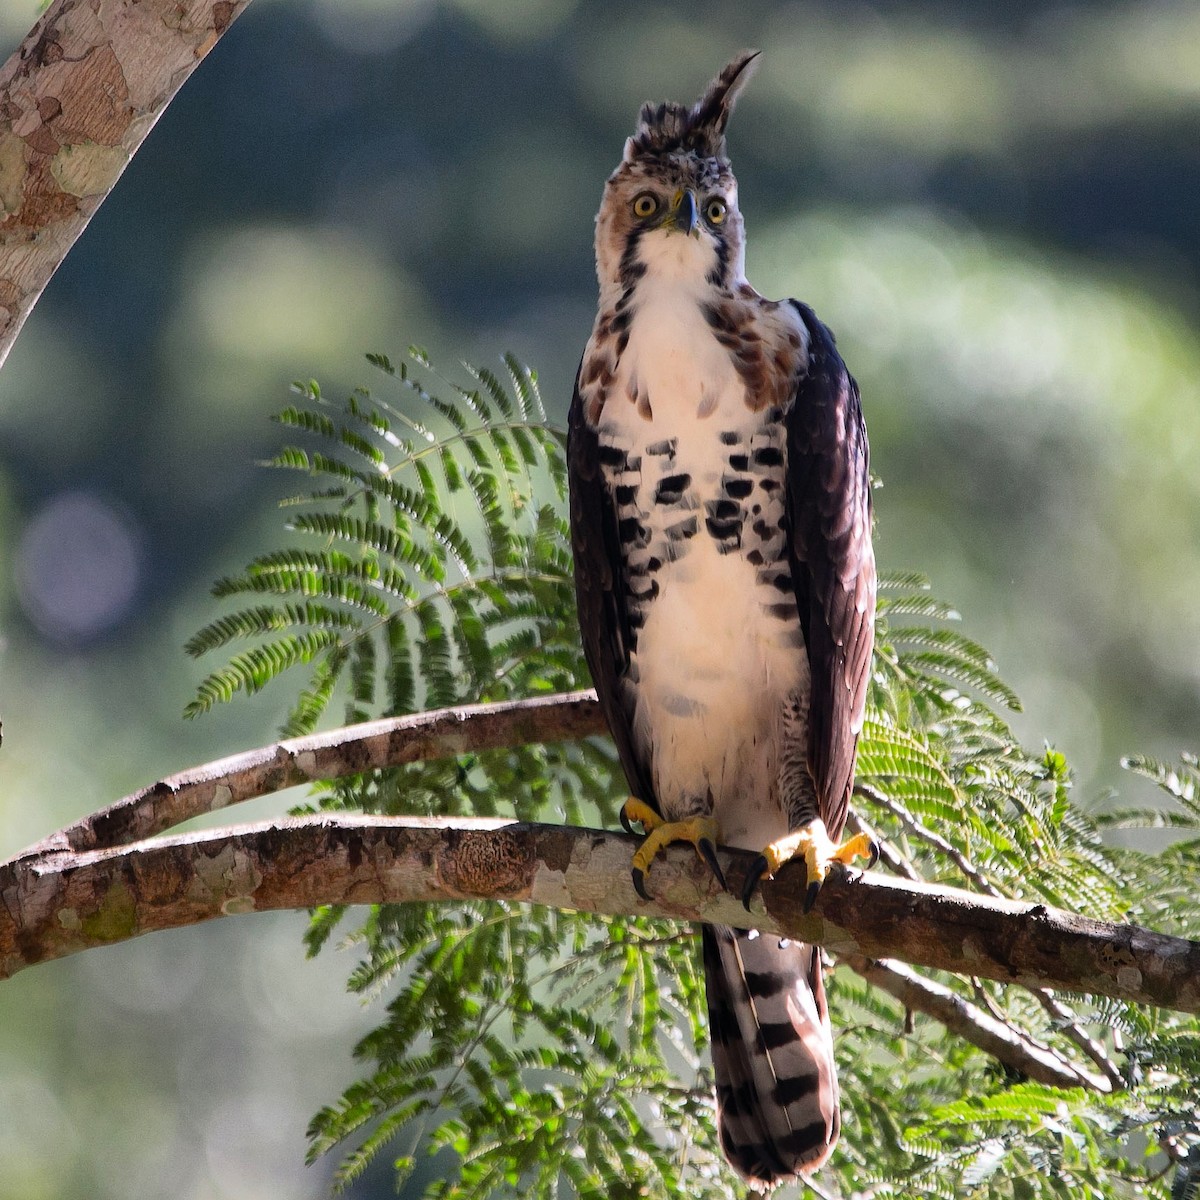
[619,799,726,900]
[619,796,663,835]
[741,819,878,913]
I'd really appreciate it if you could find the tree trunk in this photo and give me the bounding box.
[0,0,252,367]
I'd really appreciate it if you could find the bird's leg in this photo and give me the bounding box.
[620,798,727,900]
[741,818,878,913]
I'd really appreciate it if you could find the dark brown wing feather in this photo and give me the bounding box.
[567,363,658,813]
[785,303,876,839]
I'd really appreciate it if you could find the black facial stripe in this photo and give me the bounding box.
[706,229,731,287]
[618,225,647,290]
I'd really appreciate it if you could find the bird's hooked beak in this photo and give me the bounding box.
[667,188,698,236]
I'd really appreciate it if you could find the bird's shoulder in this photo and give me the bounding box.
[685,283,810,417]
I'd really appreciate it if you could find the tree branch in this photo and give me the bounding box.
[844,810,1121,1091]
[841,955,1114,1092]
[9,690,606,861]
[2,812,1198,1016]
[3,691,1198,1021]
[1032,986,1126,1090]
[0,0,252,369]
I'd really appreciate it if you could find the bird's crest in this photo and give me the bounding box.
[624,50,761,163]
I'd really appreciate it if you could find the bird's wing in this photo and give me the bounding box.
[567,363,658,813]
[785,303,876,839]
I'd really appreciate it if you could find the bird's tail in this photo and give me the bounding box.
[703,923,840,1187]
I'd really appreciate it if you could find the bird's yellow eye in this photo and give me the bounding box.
[632,193,659,219]
[706,198,727,225]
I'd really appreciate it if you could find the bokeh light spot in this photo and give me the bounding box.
[15,492,143,645]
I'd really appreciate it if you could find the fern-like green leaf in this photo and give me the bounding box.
[187,349,575,731]
[186,630,342,717]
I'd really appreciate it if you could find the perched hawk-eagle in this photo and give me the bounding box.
[567,51,877,1186]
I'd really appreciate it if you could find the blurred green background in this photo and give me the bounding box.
[0,0,1198,1195]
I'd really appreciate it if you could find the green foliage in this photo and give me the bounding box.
[190,350,1199,1199]
[305,908,727,1198]
[186,349,576,733]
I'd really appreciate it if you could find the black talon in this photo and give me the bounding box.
[741,854,769,911]
[698,839,727,892]
[867,839,880,869]
[631,867,650,901]
[804,879,821,913]
[620,806,635,835]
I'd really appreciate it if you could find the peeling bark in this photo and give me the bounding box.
[0,0,251,367]
[3,814,1199,1018]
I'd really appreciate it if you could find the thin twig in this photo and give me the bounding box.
[1032,989,1126,1090]
[855,782,996,894]
[846,811,1116,1090]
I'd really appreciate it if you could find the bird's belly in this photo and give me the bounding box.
[631,541,807,851]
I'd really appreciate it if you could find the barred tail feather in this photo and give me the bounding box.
[703,924,840,1187]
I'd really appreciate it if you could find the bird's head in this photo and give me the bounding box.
[594,51,760,295]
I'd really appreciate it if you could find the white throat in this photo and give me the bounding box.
[636,228,722,291]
